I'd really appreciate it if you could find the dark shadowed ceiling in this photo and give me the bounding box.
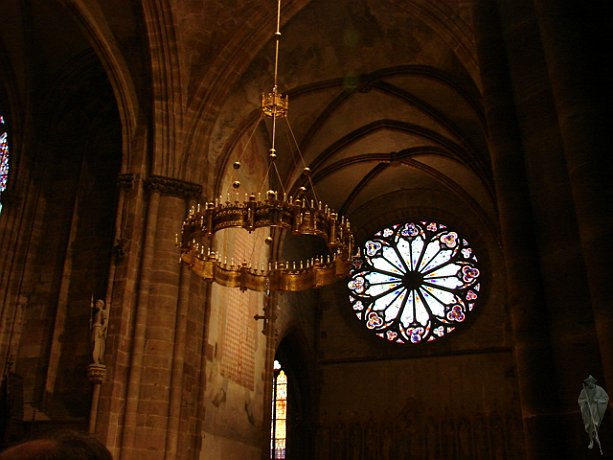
[211,0,496,244]
[0,0,496,244]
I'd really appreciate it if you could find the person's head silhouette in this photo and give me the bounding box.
[0,430,112,460]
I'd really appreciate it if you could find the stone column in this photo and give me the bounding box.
[259,290,277,460]
[533,0,613,393]
[0,191,23,375]
[473,2,563,458]
[118,179,162,458]
[117,175,201,460]
[163,180,201,460]
[87,363,107,433]
[87,173,134,435]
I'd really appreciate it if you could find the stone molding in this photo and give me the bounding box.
[145,175,202,199]
[117,173,137,189]
[87,363,107,383]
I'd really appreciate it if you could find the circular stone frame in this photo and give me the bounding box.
[347,221,481,344]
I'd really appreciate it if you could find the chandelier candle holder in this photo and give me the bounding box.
[179,191,353,292]
[178,0,354,292]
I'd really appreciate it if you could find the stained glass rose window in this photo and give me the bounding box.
[348,221,481,344]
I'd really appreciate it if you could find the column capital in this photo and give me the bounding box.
[145,175,202,199]
[117,173,137,189]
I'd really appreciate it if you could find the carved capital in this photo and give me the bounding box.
[87,363,107,383]
[117,173,137,189]
[145,175,202,199]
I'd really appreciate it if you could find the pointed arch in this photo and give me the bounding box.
[273,328,316,460]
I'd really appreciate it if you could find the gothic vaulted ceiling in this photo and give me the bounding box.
[1,0,496,241]
[210,0,496,241]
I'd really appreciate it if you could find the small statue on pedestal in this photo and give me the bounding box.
[578,374,609,455]
[90,298,108,365]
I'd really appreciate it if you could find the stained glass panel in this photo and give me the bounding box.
[348,221,481,344]
[271,360,287,459]
[0,115,8,214]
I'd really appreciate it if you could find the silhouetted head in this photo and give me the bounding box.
[0,431,112,460]
[584,375,597,388]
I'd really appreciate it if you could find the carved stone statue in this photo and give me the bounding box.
[578,374,609,454]
[90,299,108,364]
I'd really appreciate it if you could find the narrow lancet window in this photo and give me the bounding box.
[271,359,287,459]
[0,114,9,214]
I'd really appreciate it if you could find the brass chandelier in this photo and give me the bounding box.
[178,0,354,292]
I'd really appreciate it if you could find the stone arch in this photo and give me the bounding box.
[58,0,141,154]
[274,326,317,460]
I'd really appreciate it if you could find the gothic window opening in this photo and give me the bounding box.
[348,221,481,344]
[271,359,287,459]
[0,114,9,214]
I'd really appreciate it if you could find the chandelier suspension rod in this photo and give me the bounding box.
[177,0,354,293]
[269,0,283,193]
[283,118,320,203]
[273,0,282,93]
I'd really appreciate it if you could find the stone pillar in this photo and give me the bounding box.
[0,191,24,375]
[259,290,277,460]
[115,175,201,460]
[473,2,563,458]
[87,363,107,433]
[533,0,613,393]
[118,180,162,458]
[164,179,201,460]
[94,173,141,456]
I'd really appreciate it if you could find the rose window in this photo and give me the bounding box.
[348,221,481,344]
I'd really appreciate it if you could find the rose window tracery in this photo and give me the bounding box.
[348,221,481,344]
